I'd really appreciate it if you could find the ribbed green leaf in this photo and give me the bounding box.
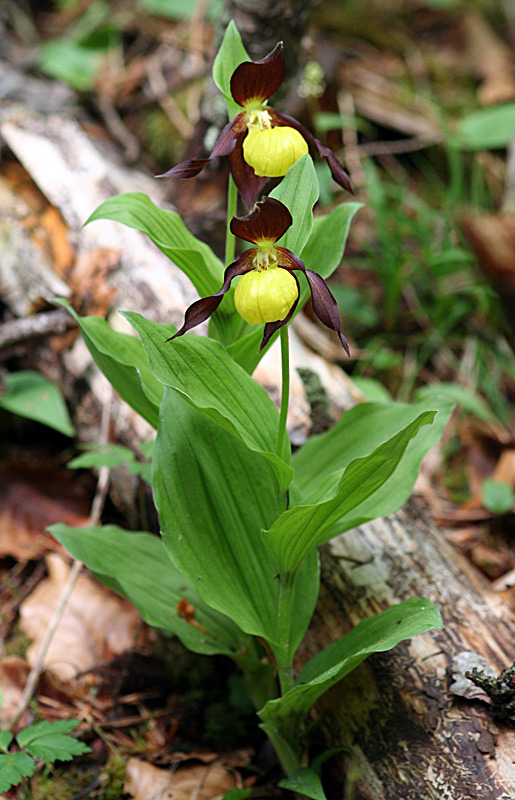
[123,311,293,488]
[260,598,442,744]
[279,768,328,800]
[49,523,245,656]
[152,390,317,650]
[0,371,75,437]
[56,299,163,428]
[292,397,453,502]
[271,155,319,254]
[212,21,249,120]
[264,411,436,575]
[85,193,224,298]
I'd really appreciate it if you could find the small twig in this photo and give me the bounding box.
[357,132,444,157]
[9,389,113,731]
[0,309,77,352]
[95,96,141,163]
[146,55,194,140]
[338,90,366,190]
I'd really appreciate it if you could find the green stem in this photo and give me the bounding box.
[225,174,238,267]
[276,571,295,695]
[276,326,291,463]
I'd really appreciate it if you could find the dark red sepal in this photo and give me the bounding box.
[276,248,350,354]
[158,115,246,179]
[228,140,267,209]
[259,273,300,351]
[230,43,285,107]
[305,269,350,355]
[230,197,292,244]
[269,109,354,195]
[167,251,256,340]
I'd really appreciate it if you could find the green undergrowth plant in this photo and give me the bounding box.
[0,719,91,794]
[50,23,453,798]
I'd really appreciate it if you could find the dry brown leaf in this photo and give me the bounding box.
[124,758,236,800]
[0,464,90,560]
[491,449,515,489]
[0,656,30,726]
[19,554,141,681]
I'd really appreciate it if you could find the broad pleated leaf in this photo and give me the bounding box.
[152,390,317,650]
[299,203,362,279]
[264,411,435,575]
[49,523,245,657]
[85,193,224,298]
[123,311,292,488]
[212,21,249,120]
[293,397,454,502]
[259,598,442,744]
[56,299,163,428]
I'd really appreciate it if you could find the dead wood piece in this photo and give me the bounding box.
[0,309,77,351]
[460,213,515,345]
[463,9,515,106]
[298,503,515,799]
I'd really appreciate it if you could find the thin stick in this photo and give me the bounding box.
[9,389,113,731]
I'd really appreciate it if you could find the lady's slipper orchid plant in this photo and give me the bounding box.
[160,43,353,208]
[169,197,350,354]
[54,22,448,797]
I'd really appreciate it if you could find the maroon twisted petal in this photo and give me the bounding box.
[167,250,256,340]
[230,43,285,107]
[276,248,350,354]
[230,197,292,244]
[158,114,246,180]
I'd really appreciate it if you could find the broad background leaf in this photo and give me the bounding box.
[49,523,245,656]
[56,299,163,428]
[454,103,515,150]
[0,371,75,437]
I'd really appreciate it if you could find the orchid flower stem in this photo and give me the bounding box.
[225,174,238,267]
[276,325,290,463]
[276,571,295,695]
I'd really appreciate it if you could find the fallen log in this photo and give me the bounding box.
[300,503,515,799]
